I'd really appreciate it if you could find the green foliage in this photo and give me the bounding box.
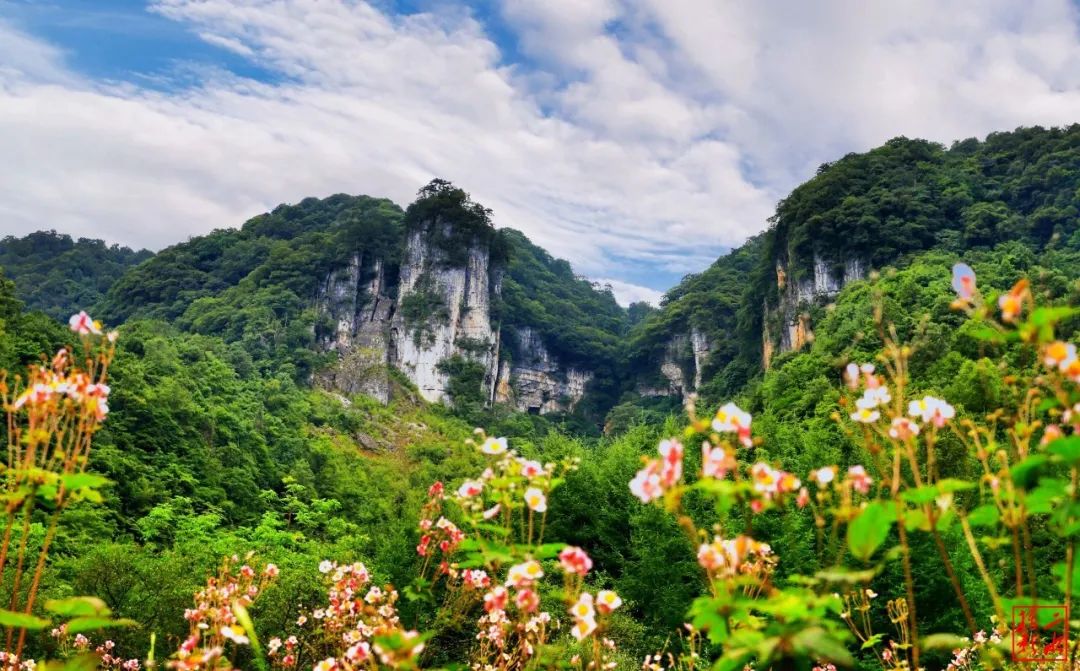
[404,179,503,266]
[0,231,151,321]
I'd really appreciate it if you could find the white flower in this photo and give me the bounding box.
[319,560,334,574]
[524,487,547,513]
[480,436,508,455]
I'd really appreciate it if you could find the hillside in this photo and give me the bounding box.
[627,125,1080,407]
[4,125,1080,670]
[0,231,151,320]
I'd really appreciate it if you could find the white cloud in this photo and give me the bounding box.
[593,278,663,306]
[4,0,1080,293]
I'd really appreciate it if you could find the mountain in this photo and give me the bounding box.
[0,231,152,320]
[86,180,627,424]
[626,124,1080,406]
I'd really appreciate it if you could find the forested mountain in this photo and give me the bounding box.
[0,231,151,320]
[5,125,1080,670]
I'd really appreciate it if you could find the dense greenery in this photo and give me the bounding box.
[3,125,1080,669]
[0,231,151,320]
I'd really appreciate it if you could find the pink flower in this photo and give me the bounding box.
[847,465,873,494]
[482,503,501,520]
[559,546,593,576]
[483,586,508,613]
[457,479,483,498]
[68,311,101,335]
[518,458,543,478]
[629,461,663,503]
[952,263,976,300]
[888,417,920,440]
[702,442,734,479]
[515,588,540,613]
[427,481,444,499]
[796,487,810,508]
[658,439,683,486]
[712,403,753,447]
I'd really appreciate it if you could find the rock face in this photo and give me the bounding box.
[314,219,592,413]
[637,326,713,398]
[390,226,499,403]
[764,251,865,366]
[495,327,593,414]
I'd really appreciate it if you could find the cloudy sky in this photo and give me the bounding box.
[4,1,1080,304]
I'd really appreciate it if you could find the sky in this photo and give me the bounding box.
[5,2,1080,305]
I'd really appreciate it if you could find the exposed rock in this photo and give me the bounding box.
[390,224,499,403]
[643,327,713,398]
[497,327,592,414]
[764,251,865,364]
[312,218,591,413]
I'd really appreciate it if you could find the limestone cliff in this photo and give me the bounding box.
[494,327,592,414]
[314,220,593,414]
[764,251,865,365]
[390,224,500,403]
[637,326,713,398]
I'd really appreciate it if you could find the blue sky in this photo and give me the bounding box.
[4,1,1080,304]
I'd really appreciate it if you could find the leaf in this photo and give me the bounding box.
[60,473,110,491]
[1030,306,1078,327]
[903,508,930,532]
[921,633,969,651]
[65,616,138,634]
[0,609,49,629]
[901,486,938,505]
[1047,437,1080,465]
[862,633,886,650]
[847,501,894,562]
[791,627,855,668]
[45,597,110,618]
[1011,455,1049,488]
[966,504,999,528]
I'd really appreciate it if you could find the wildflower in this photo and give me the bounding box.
[515,588,540,613]
[345,643,371,663]
[571,593,595,620]
[658,439,684,486]
[629,461,663,503]
[908,396,955,427]
[847,465,872,494]
[1045,341,1078,370]
[1042,424,1064,446]
[796,487,810,508]
[712,403,753,447]
[268,638,282,655]
[482,503,501,520]
[319,560,334,574]
[524,487,547,513]
[296,615,307,626]
[483,586,508,613]
[998,279,1027,322]
[506,560,544,587]
[480,436,508,455]
[313,658,338,671]
[559,546,593,576]
[263,563,279,578]
[850,407,880,423]
[571,616,597,641]
[888,417,919,440]
[952,263,977,300]
[596,590,622,614]
[810,466,836,487]
[220,625,249,645]
[457,479,483,498]
[68,311,102,335]
[427,481,444,498]
[701,442,734,479]
[518,458,544,478]
[462,569,490,589]
[843,363,860,389]
[856,386,891,409]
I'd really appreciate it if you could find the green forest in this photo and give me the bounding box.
[3,125,1080,671]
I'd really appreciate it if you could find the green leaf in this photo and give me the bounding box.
[921,633,969,651]
[65,616,138,634]
[901,486,938,505]
[861,633,885,650]
[1011,455,1049,488]
[44,597,110,618]
[60,473,110,491]
[791,627,855,667]
[847,501,894,562]
[0,609,49,629]
[966,504,999,528]
[1048,437,1080,465]
[1030,306,1078,327]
